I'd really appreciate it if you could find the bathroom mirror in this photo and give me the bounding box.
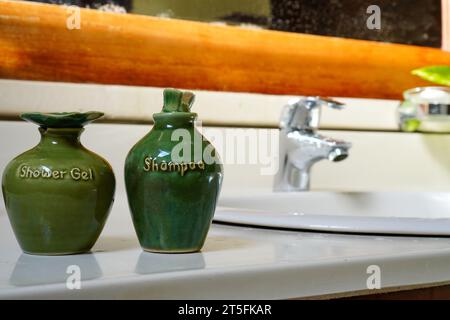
[27,0,443,48]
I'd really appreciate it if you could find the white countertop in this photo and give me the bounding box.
[2,193,450,299]
[2,121,450,299]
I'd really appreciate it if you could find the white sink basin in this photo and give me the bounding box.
[215,191,450,236]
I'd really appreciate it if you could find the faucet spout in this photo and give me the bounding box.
[274,97,351,192]
[328,147,349,162]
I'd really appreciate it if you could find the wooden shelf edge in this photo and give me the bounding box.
[0,0,448,99]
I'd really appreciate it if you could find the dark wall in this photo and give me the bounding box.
[27,0,132,11]
[270,0,442,47]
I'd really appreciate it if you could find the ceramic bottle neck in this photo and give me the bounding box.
[152,112,198,129]
[38,127,84,147]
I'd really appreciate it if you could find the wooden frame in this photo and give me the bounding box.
[443,0,450,51]
[1,0,450,99]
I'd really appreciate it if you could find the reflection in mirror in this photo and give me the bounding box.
[27,0,442,47]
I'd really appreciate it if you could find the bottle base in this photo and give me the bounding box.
[22,249,91,256]
[142,247,201,254]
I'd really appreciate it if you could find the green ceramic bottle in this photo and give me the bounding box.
[2,112,115,255]
[125,89,223,253]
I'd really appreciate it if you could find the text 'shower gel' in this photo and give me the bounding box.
[2,112,115,255]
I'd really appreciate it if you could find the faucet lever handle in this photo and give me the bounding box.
[310,96,345,110]
[280,96,345,131]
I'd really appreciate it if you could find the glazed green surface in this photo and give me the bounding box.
[125,106,223,253]
[2,127,115,255]
[21,111,104,128]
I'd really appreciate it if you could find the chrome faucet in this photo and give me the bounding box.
[274,97,352,192]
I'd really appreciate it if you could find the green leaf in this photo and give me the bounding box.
[411,66,450,86]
